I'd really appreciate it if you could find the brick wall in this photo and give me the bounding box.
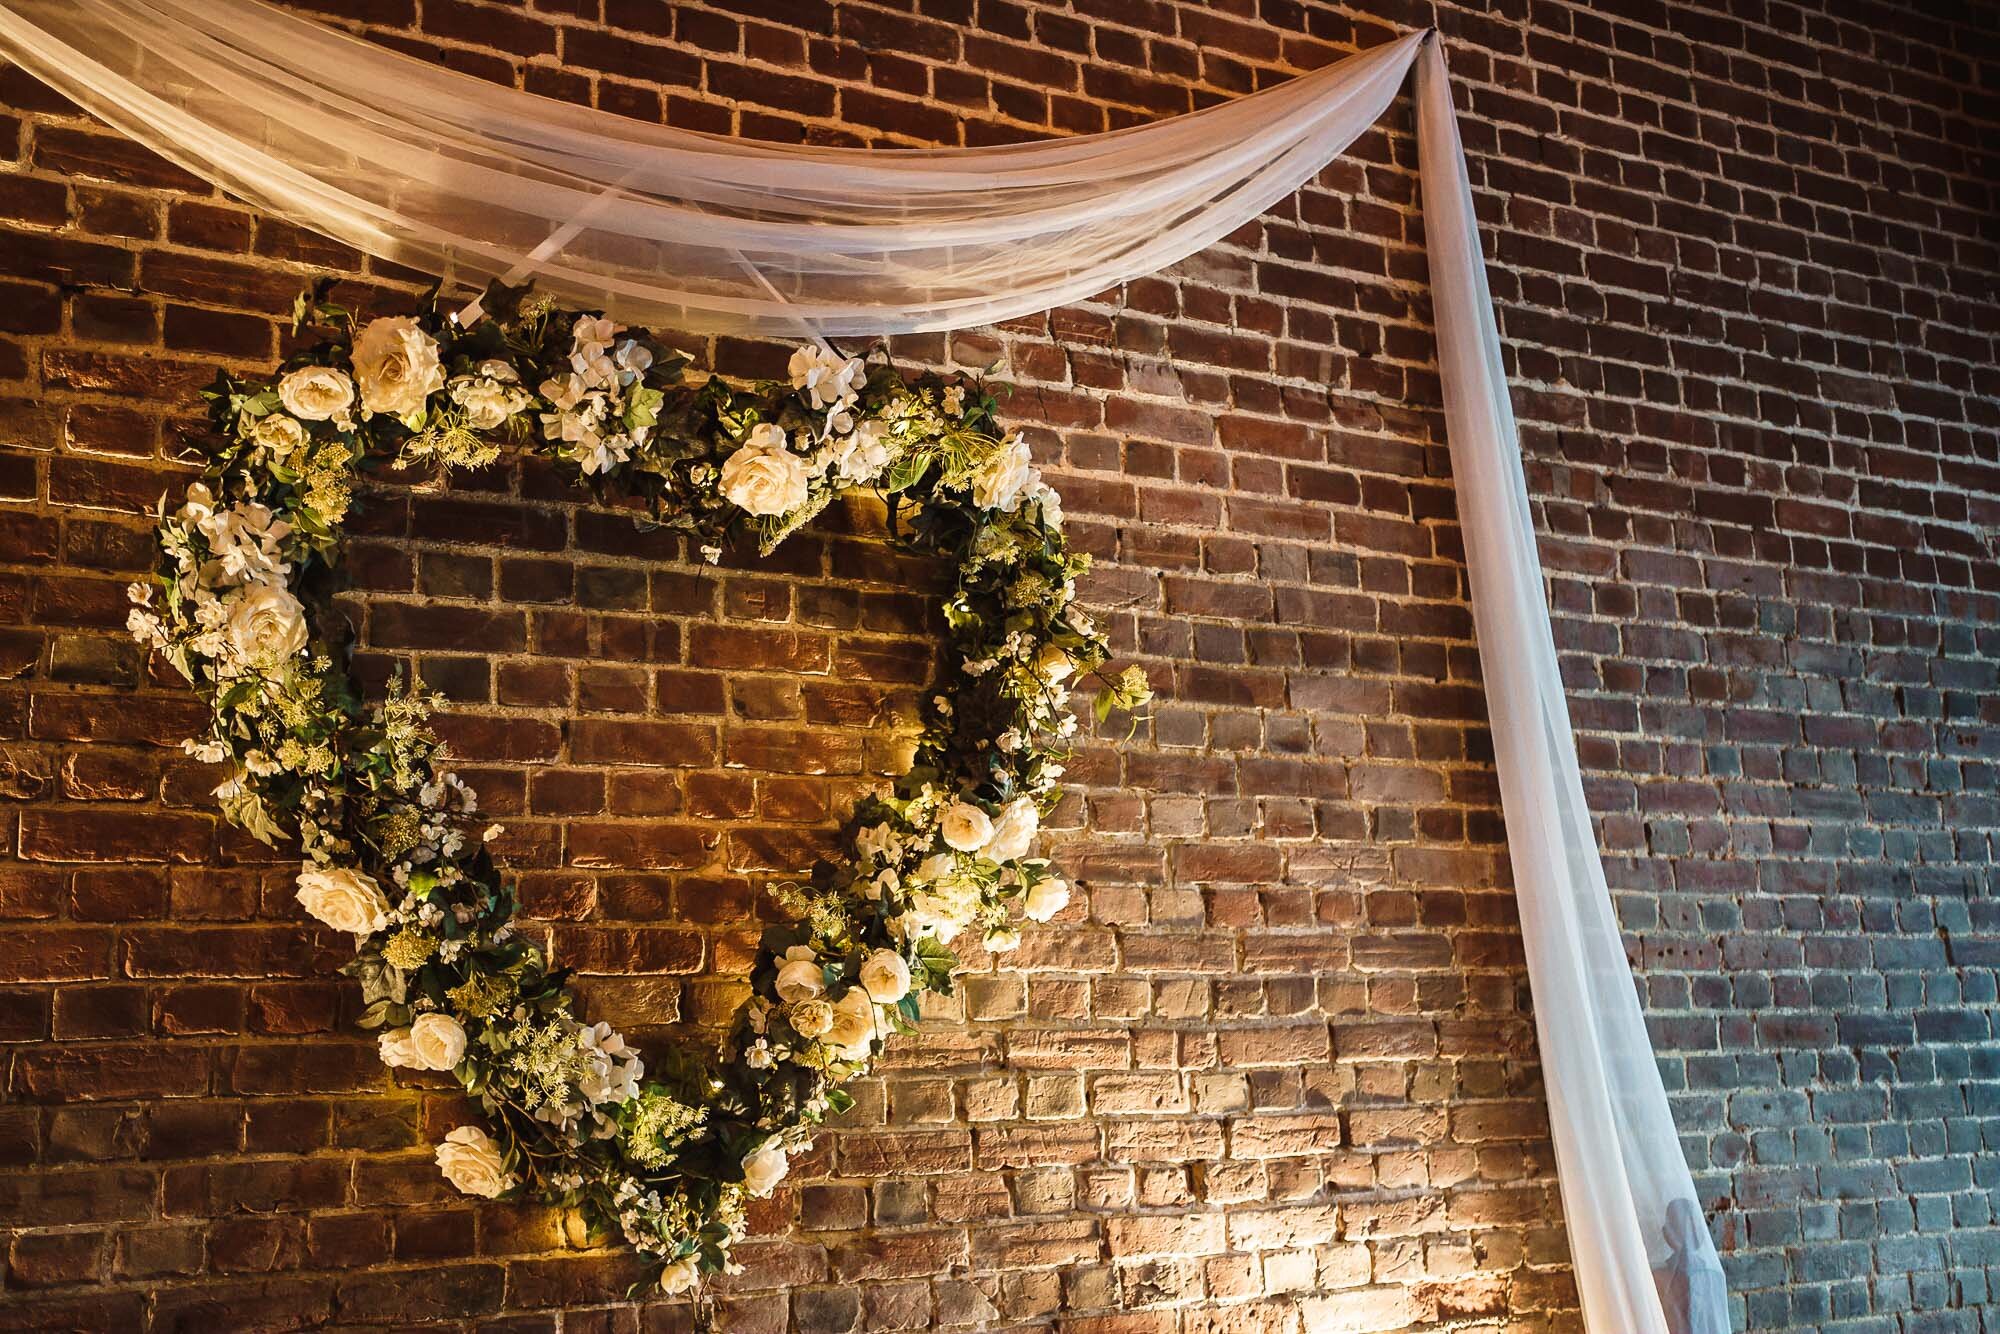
[2,1,1996,1331]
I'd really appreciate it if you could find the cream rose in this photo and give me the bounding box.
[983,796,1040,864]
[409,1013,467,1071]
[788,997,834,1039]
[825,987,877,1059]
[295,864,391,935]
[1035,642,1074,683]
[277,365,355,421]
[859,949,911,1004]
[247,411,308,454]
[352,315,445,419]
[985,926,1022,953]
[657,1257,700,1295]
[1023,877,1070,922]
[774,957,825,1005]
[972,433,1035,511]
[225,583,309,667]
[435,1124,510,1198]
[742,1143,789,1197]
[720,424,811,516]
[939,801,993,853]
[377,1028,421,1069]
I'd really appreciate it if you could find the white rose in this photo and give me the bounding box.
[742,1143,789,1197]
[972,433,1035,511]
[409,1013,467,1071]
[224,582,309,667]
[657,1257,700,1295]
[983,797,1040,864]
[246,412,308,454]
[859,949,911,1004]
[1023,877,1070,922]
[775,957,826,1005]
[914,853,956,884]
[985,926,1022,953]
[295,864,391,935]
[720,424,811,516]
[825,987,877,1059]
[277,365,354,421]
[789,998,834,1039]
[352,315,445,419]
[1035,643,1074,683]
[377,1028,421,1068]
[435,1124,509,1198]
[939,801,993,854]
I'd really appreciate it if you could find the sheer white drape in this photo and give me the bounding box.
[0,3,1730,1328]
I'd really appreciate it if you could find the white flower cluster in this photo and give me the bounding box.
[540,315,656,475]
[716,346,892,518]
[130,483,307,671]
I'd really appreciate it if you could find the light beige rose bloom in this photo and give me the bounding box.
[983,796,1040,864]
[1023,877,1070,922]
[435,1125,509,1198]
[720,424,811,516]
[939,801,993,853]
[775,957,825,1005]
[985,926,1022,953]
[825,987,877,1059]
[377,1028,421,1068]
[742,1143,789,1196]
[409,1013,467,1071]
[352,315,445,419]
[972,433,1035,511]
[788,997,834,1039]
[248,412,308,454]
[657,1257,700,1295]
[225,583,309,667]
[859,949,911,1004]
[295,864,390,935]
[278,365,355,421]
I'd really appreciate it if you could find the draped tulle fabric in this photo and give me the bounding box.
[0,2,1729,1329]
[0,0,1422,339]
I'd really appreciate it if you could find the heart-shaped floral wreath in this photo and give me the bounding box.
[127,281,1151,1295]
